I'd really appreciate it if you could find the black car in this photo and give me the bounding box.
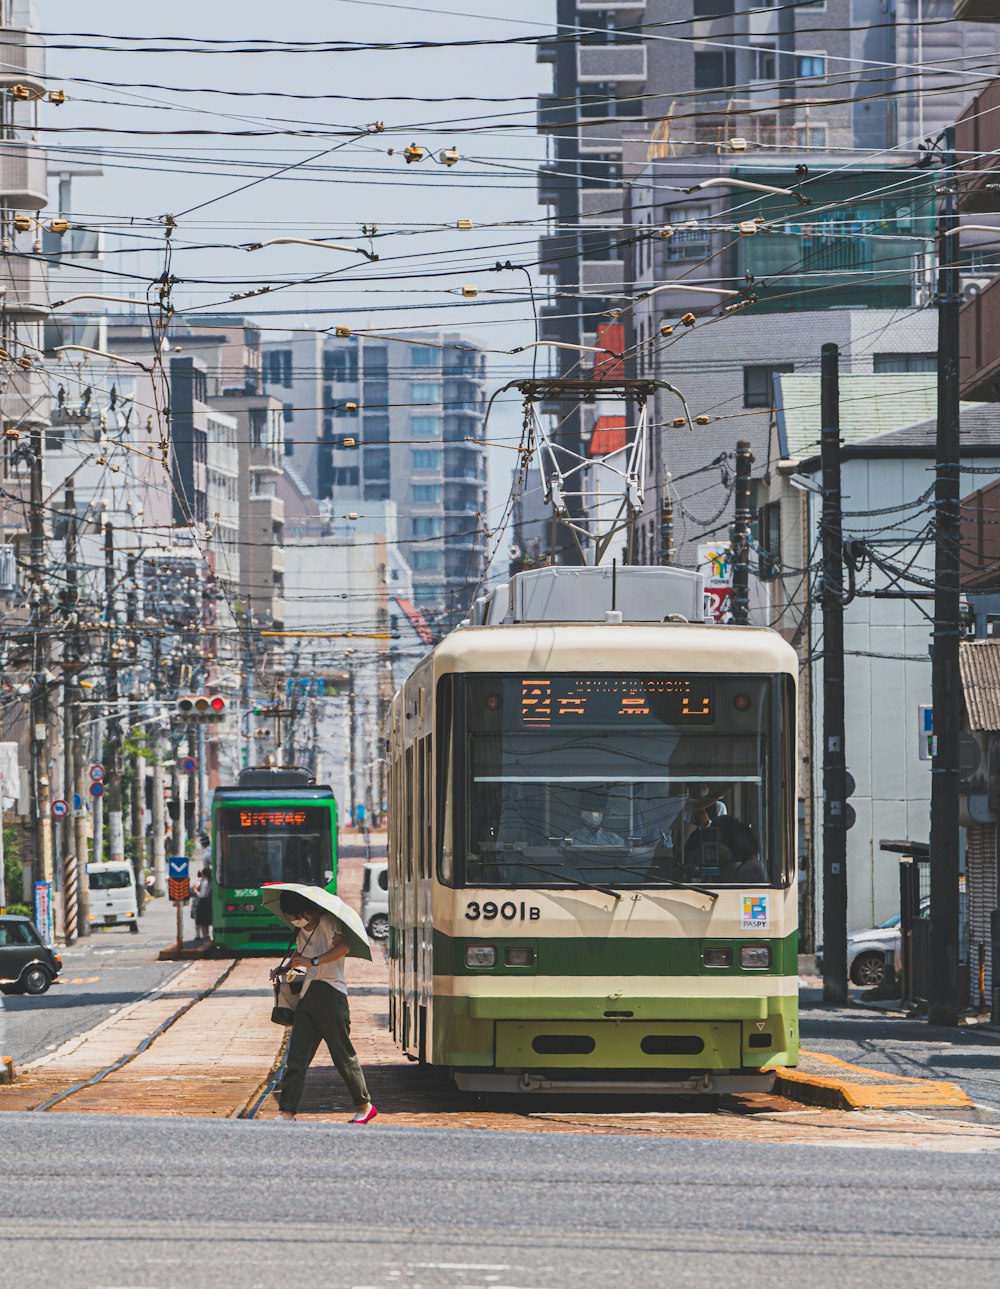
[0,915,62,995]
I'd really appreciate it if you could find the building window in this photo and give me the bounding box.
[282,402,294,424]
[249,407,268,447]
[412,449,442,471]
[872,353,936,373]
[414,516,442,538]
[264,349,292,389]
[410,347,438,367]
[693,0,735,14]
[743,363,794,409]
[364,448,390,481]
[798,55,826,79]
[363,346,388,374]
[333,467,359,487]
[412,416,443,438]
[753,43,776,81]
[664,207,711,261]
[412,383,442,404]
[694,50,735,90]
[757,501,781,580]
[323,348,358,382]
[413,550,444,571]
[363,415,390,444]
[413,484,442,504]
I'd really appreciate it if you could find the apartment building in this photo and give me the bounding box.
[264,332,488,625]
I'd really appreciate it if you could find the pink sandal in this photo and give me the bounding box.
[349,1105,378,1124]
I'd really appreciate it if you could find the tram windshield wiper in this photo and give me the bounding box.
[577,858,719,902]
[514,858,622,902]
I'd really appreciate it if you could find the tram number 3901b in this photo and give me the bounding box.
[465,901,540,922]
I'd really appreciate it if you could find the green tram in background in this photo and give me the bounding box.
[387,566,799,1095]
[210,767,338,952]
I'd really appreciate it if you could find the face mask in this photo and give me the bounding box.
[582,811,603,828]
[289,915,309,928]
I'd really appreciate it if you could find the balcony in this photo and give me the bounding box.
[956,81,1000,212]
[577,44,647,85]
[576,1,645,10]
[960,275,1000,399]
[0,142,47,209]
[580,258,624,295]
[0,27,45,95]
[954,0,1000,16]
[581,188,624,223]
[0,252,48,319]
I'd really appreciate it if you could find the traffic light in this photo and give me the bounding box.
[176,695,227,723]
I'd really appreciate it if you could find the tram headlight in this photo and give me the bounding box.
[465,945,496,969]
[703,947,732,968]
[740,945,771,970]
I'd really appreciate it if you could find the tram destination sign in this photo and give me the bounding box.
[518,676,714,728]
[236,809,311,828]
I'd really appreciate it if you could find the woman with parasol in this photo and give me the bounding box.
[264,884,377,1124]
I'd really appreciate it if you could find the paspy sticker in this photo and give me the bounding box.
[741,893,769,930]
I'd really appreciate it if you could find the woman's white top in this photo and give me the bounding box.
[297,912,347,996]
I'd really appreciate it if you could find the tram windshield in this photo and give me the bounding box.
[459,674,786,889]
[215,805,332,887]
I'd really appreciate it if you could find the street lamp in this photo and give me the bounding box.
[242,237,379,263]
[634,283,742,302]
[683,177,811,207]
[52,346,152,372]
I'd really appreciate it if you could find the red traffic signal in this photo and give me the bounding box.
[176,695,227,722]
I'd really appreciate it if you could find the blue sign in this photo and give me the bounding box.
[181,756,197,774]
[168,856,189,881]
[89,781,104,799]
[73,792,83,811]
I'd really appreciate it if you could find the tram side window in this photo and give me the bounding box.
[436,677,455,884]
[405,746,415,881]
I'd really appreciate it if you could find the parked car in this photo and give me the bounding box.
[361,860,389,940]
[87,861,140,933]
[0,914,62,995]
[816,900,930,988]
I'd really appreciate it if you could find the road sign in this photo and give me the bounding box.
[89,780,104,799]
[181,756,197,774]
[168,856,189,881]
[89,764,105,782]
[73,792,83,811]
[168,877,191,903]
[50,799,69,819]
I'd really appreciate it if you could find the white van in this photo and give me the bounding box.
[361,861,389,940]
[87,862,140,933]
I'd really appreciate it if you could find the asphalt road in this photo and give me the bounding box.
[2,1115,998,1288]
[0,894,183,1067]
[799,988,1000,1109]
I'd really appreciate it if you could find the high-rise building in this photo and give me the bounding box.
[264,332,488,624]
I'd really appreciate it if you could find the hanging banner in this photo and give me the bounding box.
[34,881,54,947]
[697,542,734,623]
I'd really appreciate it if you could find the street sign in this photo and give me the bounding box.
[50,799,69,819]
[168,877,191,902]
[181,756,197,774]
[918,704,934,760]
[168,855,191,905]
[89,764,105,782]
[168,856,189,881]
[89,780,104,799]
[73,792,83,811]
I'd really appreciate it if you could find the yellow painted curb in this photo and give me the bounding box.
[769,1049,973,1111]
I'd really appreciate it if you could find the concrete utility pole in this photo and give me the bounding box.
[28,427,54,903]
[820,343,849,1006]
[929,127,963,1027]
[731,441,754,625]
[125,552,145,909]
[659,488,674,566]
[62,482,83,939]
[104,522,125,864]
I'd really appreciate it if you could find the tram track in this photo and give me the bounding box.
[31,960,242,1113]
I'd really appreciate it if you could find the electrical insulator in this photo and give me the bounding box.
[680,313,696,327]
[673,417,687,428]
[13,215,32,233]
[462,285,478,298]
[48,217,69,235]
[659,325,674,337]
[48,89,66,105]
[439,147,460,166]
[403,144,426,164]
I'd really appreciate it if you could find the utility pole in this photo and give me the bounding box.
[62,481,85,939]
[929,127,962,1027]
[820,343,849,1006]
[125,552,144,908]
[104,522,125,863]
[659,488,674,567]
[731,441,754,626]
[28,426,54,905]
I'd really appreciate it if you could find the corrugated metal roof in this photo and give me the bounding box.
[960,639,1000,730]
[776,373,938,460]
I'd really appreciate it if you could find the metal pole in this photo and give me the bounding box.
[28,427,55,906]
[660,488,674,566]
[104,522,125,863]
[731,441,754,626]
[929,128,962,1027]
[820,342,849,1006]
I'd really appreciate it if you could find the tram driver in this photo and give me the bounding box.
[566,791,625,847]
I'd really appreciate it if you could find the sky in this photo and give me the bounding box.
[38,0,554,530]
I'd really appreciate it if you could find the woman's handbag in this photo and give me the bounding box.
[269,926,317,1026]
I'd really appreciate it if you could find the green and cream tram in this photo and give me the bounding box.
[387,567,798,1093]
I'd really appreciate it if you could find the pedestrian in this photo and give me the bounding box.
[193,867,212,943]
[269,888,377,1124]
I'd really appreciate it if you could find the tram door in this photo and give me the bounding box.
[415,737,434,1062]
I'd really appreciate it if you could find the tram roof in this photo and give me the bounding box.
[429,621,797,676]
[212,785,336,803]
